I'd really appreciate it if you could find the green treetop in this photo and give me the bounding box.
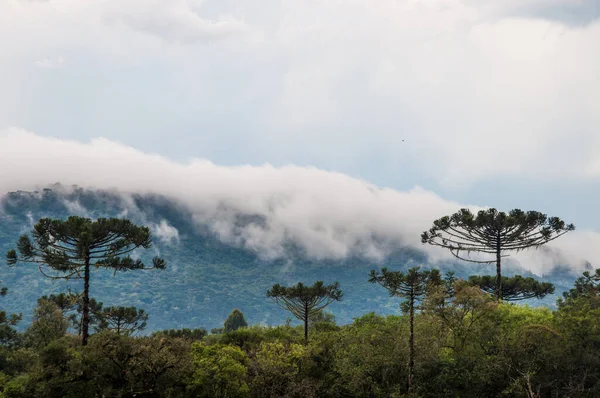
[369,266,440,391]
[6,216,166,345]
[422,208,574,300]
[224,309,248,332]
[468,275,555,301]
[96,306,149,336]
[267,281,342,344]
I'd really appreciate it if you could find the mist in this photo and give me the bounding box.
[0,127,596,275]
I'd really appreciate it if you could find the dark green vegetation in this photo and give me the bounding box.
[422,208,574,300]
[2,268,600,396]
[369,267,440,391]
[468,275,555,301]
[0,281,20,346]
[267,281,342,344]
[224,309,248,333]
[7,216,165,344]
[0,187,583,331]
[96,306,149,336]
[1,186,596,396]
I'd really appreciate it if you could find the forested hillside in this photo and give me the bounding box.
[1,185,598,397]
[2,256,600,396]
[0,186,579,331]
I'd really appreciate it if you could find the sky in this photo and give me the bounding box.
[0,0,599,273]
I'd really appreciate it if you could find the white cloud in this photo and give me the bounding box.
[261,3,600,184]
[0,128,593,276]
[0,1,598,186]
[151,220,180,244]
[102,0,248,44]
[34,56,64,69]
[61,199,88,216]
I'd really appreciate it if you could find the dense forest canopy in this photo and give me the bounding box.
[1,187,596,397]
[1,236,600,396]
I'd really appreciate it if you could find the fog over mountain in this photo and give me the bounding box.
[1,128,596,277]
[1,1,599,393]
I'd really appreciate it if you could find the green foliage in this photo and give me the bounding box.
[249,341,310,397]
[369,267,438,313]
[422,208,574,300]
[0,188,579,331]
[216,325,299,350]
[369,266,440,390]
[1,268,600,397]
[468,275,555,301]
[96,306,149,336]
[153,328,207,340]
[308,311,338,334]
[309,310,335,324]
[38,292,104,335]
[6,216,166,274]
[560,268,600,302]
[0,374,34,398]
[423,279,498,351]
[0,284,21,347]
[268,281,342,343]
[224,309,248,332]
[23,299,69,349]
[551,276,600,395]
[328,313,408,397]
[6,216,166,345]
[191,343,250,398]
[422,208,575,254]
[0,197,598,396]
[79,332,193,397]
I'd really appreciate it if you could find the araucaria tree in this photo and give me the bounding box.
[6,216,166,345]
[369,266,438,391]
[468,275,555,301]
[267,281,342,344]
[97,306,149,336]
[421,208,574,301]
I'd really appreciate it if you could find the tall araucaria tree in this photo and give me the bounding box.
[6,216,166,345]
[369,266,440,391]
[267,281,342,344]
[421,208,574,301]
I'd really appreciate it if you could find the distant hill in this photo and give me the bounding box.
[0,185,582,332]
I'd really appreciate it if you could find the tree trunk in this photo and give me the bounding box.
[496,238,502,301]
[408,290,415,391]
[82,256,91,346]
[440,299,446,335]
[303,303,309,345]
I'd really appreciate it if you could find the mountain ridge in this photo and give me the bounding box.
[0,185,581,332]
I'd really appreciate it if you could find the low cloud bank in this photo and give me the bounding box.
[0,128,595,275]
